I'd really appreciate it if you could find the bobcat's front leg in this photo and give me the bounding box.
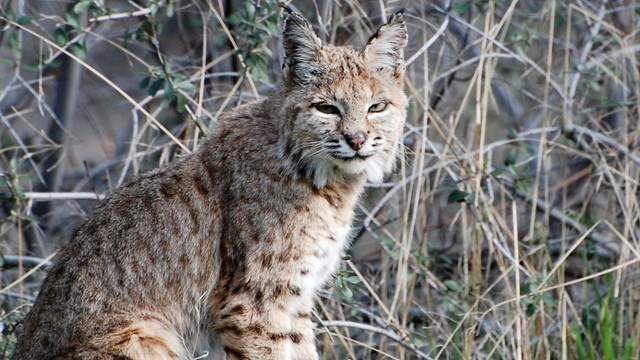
[290,311,319,360]
[220,328,291,360]
[215,302,318,360]
[218,319,318,360]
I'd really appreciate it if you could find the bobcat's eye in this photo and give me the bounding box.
[314,103,341,116]
[368,102,388,113]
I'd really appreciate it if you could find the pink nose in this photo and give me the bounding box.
[345,133,366,150]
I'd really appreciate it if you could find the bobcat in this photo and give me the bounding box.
[13,10,408,360]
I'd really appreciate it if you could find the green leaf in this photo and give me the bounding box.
[155,22,164,35]
[539,292,556,306]
[260,46,273,58]
[587,78,601,92]
[266,21,280,36]
[176,81,196,92]
[344,276,361,284]
[172,73,186,82]
[163,80,175,101]
[17,15,33,26]
[447,190,475,204]
[452,1,470,16]
[70,41,87,60]
[444,280,462,292]
[148,78,165,96]
[490,167,506,177]
[54,27,68,46]
[139,76,151,89]
[73,0,92,14]
[244,54,258,69]
[505,148,518,166]
[341,286,353,299]
[250,66,266,81]
[523,281,537,295]
[254,23,271,34]
[150,36,160,48]
[141,18,157,36]
[227,13,244,26]
[166,3,175,17]
[245,2,256,19]
[5,7,15,21]
[176,94,186,113]
[525,303,536,317]
[66,12,81,30]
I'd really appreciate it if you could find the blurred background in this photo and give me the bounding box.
[1,0,639,358]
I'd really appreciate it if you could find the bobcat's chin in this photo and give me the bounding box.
[334,154,388,180]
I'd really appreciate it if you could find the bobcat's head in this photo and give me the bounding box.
[279,11,408,188]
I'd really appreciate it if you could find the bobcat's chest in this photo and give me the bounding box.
[292,190,358,300]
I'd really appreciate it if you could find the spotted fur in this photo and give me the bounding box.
[13,11,408,360]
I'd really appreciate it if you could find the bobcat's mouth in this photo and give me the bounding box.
[331,153,373,161]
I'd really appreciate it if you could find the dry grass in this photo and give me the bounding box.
[1,0,639,359]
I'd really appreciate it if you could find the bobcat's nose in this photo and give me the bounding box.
[345,133,366,151]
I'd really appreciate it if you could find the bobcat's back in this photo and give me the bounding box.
[13,11,408,360]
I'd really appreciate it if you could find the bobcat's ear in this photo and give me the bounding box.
[364,12,408,84]
[282,10,324,86]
